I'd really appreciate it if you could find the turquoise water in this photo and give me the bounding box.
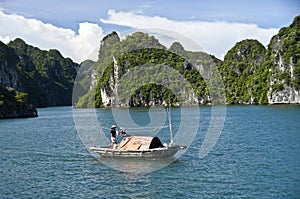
[0,106,299,198]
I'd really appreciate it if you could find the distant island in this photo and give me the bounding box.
[0,15,299,118]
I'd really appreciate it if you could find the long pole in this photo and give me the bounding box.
[168,104,173,145]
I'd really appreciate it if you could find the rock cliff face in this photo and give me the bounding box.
[0,38,79,108]
[217,15,300,104]
[267,16,300,104]
[0,41,20,89]
[0,41,37,118]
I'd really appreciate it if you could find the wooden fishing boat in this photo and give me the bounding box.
[89,107,186,159]
[89,136,186,158]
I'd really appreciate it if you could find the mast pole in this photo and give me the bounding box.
[168,102,173,145]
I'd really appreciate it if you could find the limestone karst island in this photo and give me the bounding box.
[1,15,299,119]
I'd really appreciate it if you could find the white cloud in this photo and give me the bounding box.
[101,9,279,60]
[0,9,280,63]
[0,11,103,63]
[0,35,10,43]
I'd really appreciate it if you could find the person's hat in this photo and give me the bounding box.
[111,125,117,129]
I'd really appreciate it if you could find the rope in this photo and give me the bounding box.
[94,129,101,146]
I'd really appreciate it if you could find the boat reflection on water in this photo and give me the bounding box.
[91,155,181,173]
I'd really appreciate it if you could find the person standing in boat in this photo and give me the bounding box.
[110,125,118,148]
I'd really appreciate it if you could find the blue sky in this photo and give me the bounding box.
[0,0,299,62]
[1,0,299,30]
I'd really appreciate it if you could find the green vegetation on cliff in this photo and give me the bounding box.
[0,85,37,118]
[1,38,79,107]
[220,39,269,104]
[76,32,210,108]
[99,48,206,107]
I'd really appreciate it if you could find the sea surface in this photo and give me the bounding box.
[0,105,299,198]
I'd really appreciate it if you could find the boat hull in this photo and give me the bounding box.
[89,145,186,159]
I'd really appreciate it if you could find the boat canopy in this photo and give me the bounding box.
[118,136,164,150]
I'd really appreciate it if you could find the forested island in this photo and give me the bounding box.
[1,15,299,118]
[76,15,300,107]
[0,38,78,118]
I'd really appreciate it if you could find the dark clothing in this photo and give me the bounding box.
[111,129,117,139]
